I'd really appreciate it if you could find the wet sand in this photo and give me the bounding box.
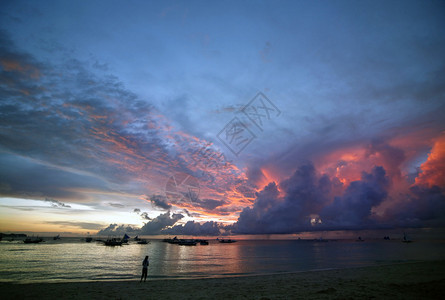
[1,260,445,299]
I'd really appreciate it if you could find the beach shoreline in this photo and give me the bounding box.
[2,260,445,299]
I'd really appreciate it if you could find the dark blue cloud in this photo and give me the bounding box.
[234,162,443,234]
[385,185,445,228]
[236,162,333,234]
[320,166,389,230]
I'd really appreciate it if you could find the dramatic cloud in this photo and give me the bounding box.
[0,29,251,220]
[139,211,184,235]
[415,134,445,187]
[235,160,444,234]
[320,167,389,230]
[236,163,333,234]
[1,1,445,235]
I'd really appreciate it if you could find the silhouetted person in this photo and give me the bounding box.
[140,256,149,282]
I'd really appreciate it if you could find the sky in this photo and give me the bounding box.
[0,0,444,237]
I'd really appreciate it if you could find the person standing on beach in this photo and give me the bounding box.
[140,256,149,282]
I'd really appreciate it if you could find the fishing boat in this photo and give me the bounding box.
[199,240,209,245]
[218,239,236,243]
[121,234,130,244]
[104,238,123,246]
[178,239,197,246]
[24,236,44,244]
[166,237,181,244]
[137,239,149,244]
[53,234,61,240]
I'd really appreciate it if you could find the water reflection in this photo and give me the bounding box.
[1,239,445,282]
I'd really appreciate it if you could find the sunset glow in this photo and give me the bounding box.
[0,0,444,237]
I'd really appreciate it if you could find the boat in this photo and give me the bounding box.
[402,233,413,243]
[53,235,61,240]
[178,239,197,246]
[137,239,149,244]
[85,237,93,243]
[24,236,44,244]
[134,235,141,241]
[121,234,130,244]
[104,238,123,246]
[356,236,364,242]
[218,239,236,243]
[166,237,181,244]
[199,240,209,245]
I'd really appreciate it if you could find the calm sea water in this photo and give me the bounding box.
[1,238,445,283]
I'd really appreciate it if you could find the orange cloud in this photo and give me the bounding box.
[415,133,445,187]
[255,167,284,194]
[315,145,367,187]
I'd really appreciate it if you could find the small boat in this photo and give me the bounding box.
[356,236,364,242]
[199,240,209,245]
[121,234,130,244]
[134,235,141,241]
[137,239,149,244]
[178,239,197,246]
[402,233,413,243]
[218,239,236,243]
[104,238,123,246]
[24,236,44,244]
[166,237,181,244]
[53,235,61,240]
[85,237,93,243]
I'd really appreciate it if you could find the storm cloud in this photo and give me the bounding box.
[234,161,443,234]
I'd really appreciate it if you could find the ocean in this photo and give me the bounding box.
[1,238,445,283]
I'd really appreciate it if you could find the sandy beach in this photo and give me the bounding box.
[2,260,444,299]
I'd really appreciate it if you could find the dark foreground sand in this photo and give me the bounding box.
[2,261,445,299]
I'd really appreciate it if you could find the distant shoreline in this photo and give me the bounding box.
[1,260,444,299]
